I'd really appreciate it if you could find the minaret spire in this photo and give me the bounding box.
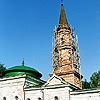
[59,3,69,28]
[50,2,83,89]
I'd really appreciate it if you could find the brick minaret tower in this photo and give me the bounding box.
[51,3,82,89]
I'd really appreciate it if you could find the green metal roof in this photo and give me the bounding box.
[3,64,42,79]
[25,75,45,89]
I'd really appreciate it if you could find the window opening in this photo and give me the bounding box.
[3,97,6,100]
[27,98,30,100]
[54,96,58,100]
[38,97,41,100]
[15,96,18,100]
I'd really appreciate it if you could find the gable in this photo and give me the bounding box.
[43,74,69,87]
[48,76,63,85]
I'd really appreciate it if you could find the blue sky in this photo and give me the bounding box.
[0,0,99,81]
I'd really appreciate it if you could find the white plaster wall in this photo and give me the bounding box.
[25,89,42,100]
[44,87,70,100]
[25,87,70,100]
[71,91,100,100]
[0,76,26,100]
[0,75,100,100]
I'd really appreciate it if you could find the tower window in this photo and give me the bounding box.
[3,97,6,100]
[15,96,18,100]
[54,96,58,100]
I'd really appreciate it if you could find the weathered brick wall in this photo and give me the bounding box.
[58,73,81,89]
[74,75,81,88]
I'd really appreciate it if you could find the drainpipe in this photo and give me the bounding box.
[41,88,44,100]
[68,90,70,100]
[23,75,27,100]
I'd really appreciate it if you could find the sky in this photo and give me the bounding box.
[0,0,99,81]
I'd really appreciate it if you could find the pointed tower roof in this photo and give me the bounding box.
[59,3,69,28]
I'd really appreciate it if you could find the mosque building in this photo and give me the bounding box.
[0,2,100,100]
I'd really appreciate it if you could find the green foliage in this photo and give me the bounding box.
[0,64,6,77]
[82,71,100,89]
[90,71,100,88]
[82,79,90,89]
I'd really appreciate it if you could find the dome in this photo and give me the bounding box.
[3,61,42,79]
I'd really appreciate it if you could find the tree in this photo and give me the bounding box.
[90,71,100,88]
[82,79,90,89]
[0,64,6,78]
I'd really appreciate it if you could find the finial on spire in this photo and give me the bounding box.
[22,58,24,66]
[61,0,63,4]
[59,1,69,28]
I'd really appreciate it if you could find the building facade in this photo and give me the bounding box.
[0,3,100,100]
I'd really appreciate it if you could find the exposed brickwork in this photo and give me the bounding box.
[52,8,82,88]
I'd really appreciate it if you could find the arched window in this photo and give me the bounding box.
[27,98,30,100]
[3,97,6,100]
[15,96,18,100]
[38,97,41,100]
[54,96,58,100]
